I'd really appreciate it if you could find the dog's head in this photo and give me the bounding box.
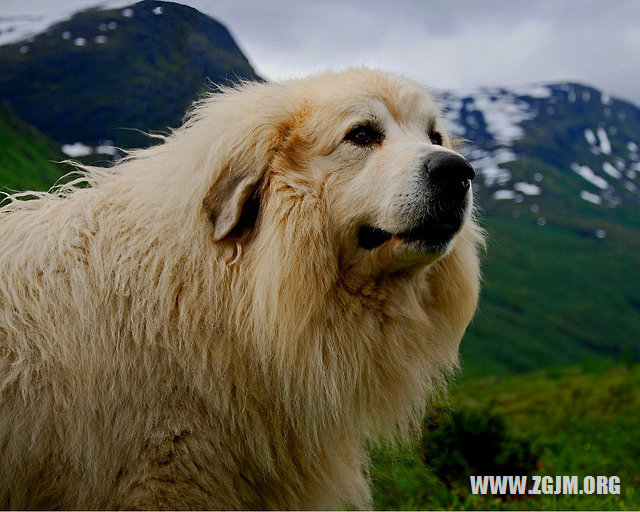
[194,70,480,427]
[201,69,476,277]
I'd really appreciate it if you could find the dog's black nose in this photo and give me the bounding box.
[426,153,475,199]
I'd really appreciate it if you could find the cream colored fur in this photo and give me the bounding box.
[0,69,482,510]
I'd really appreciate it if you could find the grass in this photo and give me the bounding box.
[370,362,640,510]
[460,213,640,379]
[0,101,69,192]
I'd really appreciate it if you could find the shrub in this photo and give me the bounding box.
[420,405,539,487]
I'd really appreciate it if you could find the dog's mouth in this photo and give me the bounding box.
[358,216,462,251]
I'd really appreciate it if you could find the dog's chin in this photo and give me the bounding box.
[358,218,462,258]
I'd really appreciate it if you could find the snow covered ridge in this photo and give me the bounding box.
[0,1,153,46]
[440,83,552,146]
[439,84,556,205]
[437,81,640,214]
[439,85,554,204]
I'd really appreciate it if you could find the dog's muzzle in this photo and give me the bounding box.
[358,152,475,251]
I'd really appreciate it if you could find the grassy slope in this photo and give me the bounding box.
[457,87,640,378]
[370,363,640,510]
[0,102,68,192]
[460,210,640,379]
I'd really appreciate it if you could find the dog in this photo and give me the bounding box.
[0,68,482,509]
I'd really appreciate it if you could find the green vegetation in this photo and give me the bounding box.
[461,213,640,378]
[370,363,640,510]
[0,101,69,192]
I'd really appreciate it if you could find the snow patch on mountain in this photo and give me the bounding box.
[493,190,517,200]
[466,147,515,186]
[597,127,612,155]
[507,84,552,99]
[602,162,622,179]
[61,142,92,157]
[471,94,530,145]
[441,84,552,146]
[580,190,602,205]
[514,182,541,196]
[571,163,609,190]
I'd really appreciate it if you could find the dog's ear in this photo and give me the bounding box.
[199,85,295,241]
[203,163,266,241]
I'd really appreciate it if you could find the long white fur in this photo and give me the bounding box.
[0,69,481,509]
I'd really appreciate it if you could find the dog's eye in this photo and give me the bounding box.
[429,131,443,146]
[344,125,383,146]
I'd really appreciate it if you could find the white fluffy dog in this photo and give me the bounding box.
[0,68,481,510]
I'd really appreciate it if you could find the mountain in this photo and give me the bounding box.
[0,100,69,192]
[0,0,260,150]
[0,2,638,378]
[440,83,640,230]
[438,84,640,377]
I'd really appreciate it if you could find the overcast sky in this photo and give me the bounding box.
[3,0,640,104]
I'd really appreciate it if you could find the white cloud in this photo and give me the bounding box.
[206,0,640,105]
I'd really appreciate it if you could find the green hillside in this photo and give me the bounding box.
[459,87,640,378]
[461,213,640,379]
[0,101,68,192]
[370,362,640,510]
